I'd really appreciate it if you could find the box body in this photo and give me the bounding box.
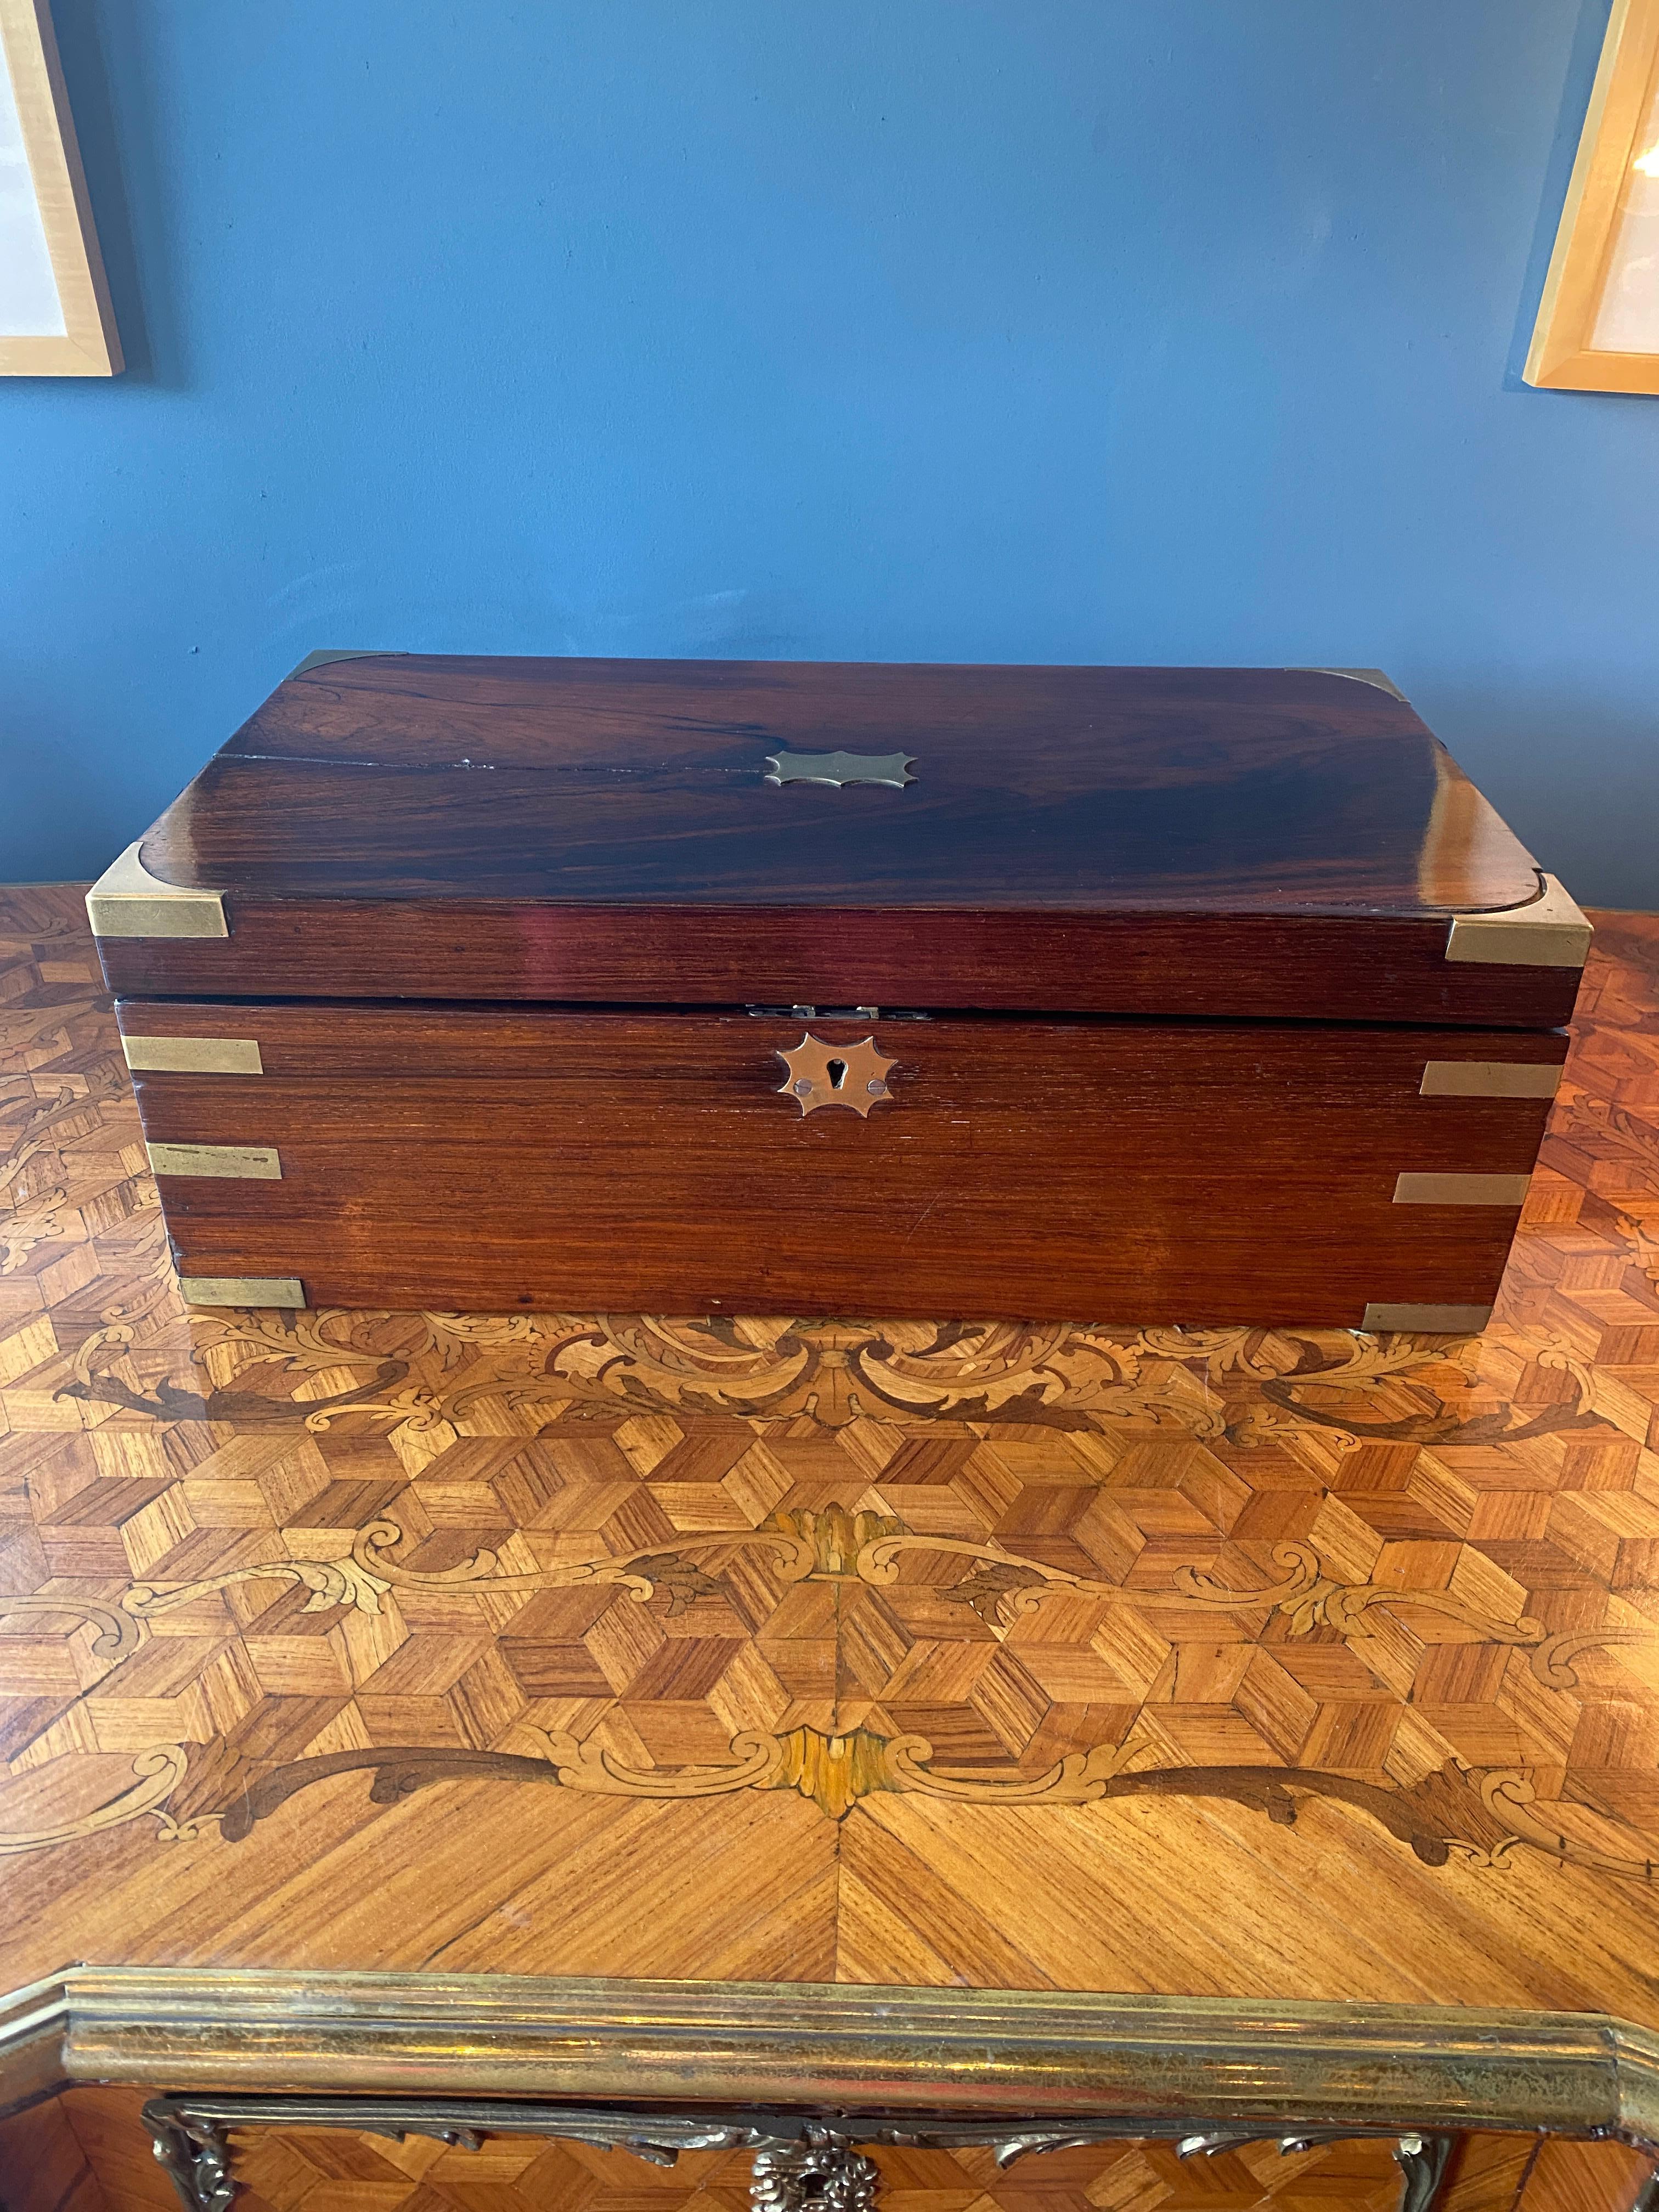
[91,655,1590,1326]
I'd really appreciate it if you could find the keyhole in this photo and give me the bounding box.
[826,1058,847,1088]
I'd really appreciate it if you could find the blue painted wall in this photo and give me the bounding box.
[7,0,1656,904]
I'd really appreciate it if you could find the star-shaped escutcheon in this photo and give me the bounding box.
[774,1034,898,1117]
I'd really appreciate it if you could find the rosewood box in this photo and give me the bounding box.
[88,654,1589,1328]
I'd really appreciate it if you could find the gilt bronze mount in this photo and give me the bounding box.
[139,2092,1455,2212]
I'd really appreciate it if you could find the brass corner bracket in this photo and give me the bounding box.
[1392,1172,1531,1207]
[1419,1061,1561,1099]
[123,1035,264,1075]
[1361,1302,1494,1334]
[1446,875,1593,969]
[146,1143,281,1182]
[86,843,228,941]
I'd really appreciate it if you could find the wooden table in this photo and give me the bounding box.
[3,887,1658,2212]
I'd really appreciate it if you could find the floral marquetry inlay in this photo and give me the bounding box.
[4,891,1659,2003]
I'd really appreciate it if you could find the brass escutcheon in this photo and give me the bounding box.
[763,751,916,789]
[775,1034,898,1118]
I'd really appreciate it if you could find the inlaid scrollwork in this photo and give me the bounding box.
[5,1500,1656,1872]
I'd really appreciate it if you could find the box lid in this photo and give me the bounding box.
[90,655,1589,1024]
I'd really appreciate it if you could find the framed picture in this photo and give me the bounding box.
[1527,0,1659,393]
[0,0,119,374]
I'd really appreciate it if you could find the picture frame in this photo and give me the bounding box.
[0,0,120,375]
[1527,0,1659,393]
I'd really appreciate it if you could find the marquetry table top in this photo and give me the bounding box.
[4,888,1659,2023]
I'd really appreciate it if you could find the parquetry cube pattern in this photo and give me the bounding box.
[2,892,1659,2018]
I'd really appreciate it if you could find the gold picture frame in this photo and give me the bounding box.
[1527,0,1659,393]
[0,0,120,375]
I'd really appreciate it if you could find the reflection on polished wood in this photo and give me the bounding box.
[3,888,1659,2208]
[97,657,1584,1025]
[146,658,1539,911]
[121,1005,1566,1320]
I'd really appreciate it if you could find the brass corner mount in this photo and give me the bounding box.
[86,843,227,941]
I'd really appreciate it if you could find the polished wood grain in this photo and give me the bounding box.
[167,659,1534,911]
[116,1001,1565,1322]
[7,890,1659,2210]
[93,657,1582,1025]
[94,902,1587,1026]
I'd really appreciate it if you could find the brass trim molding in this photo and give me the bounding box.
[123,1036,264,1075]
[0,1971,77,2119]
[4,1968,1659,2148]
[85,843,228,940]
[1445,875,1593,969]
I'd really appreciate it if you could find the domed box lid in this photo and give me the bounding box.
[88,654,1588,1026]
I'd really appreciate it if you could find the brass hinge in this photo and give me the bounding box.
[1445,875,1592,969]
[123,1036,263,1075]
[86,843,228,940]
[147,1142,281,1181]
[177,1275,305,1307]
